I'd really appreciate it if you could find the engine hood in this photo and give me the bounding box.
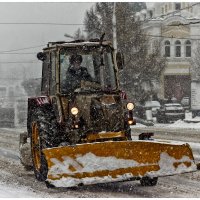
[74,94,124,132]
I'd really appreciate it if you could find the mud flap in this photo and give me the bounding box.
[42,141,197,187]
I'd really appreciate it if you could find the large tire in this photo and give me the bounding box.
[140,177,158,186]
[30,108,59,181]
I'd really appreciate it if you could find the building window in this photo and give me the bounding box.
[162,7,164,14]
[169,3,172,10]
[165,40,170,57]
[175,3,181,10]
[165,5,168,13]
[187,3,190,11]
[175,40,181,57]
[149,10,153,18]
[185,40,191,57]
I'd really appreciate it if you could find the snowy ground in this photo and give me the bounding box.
[1,122,200,197]
[133,117,200,130]
[0,127,44,198]
[0,182,46,198]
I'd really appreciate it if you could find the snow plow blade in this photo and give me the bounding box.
[42,141,197,187]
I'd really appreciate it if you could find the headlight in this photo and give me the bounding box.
[71,107,79,115]
[127,102,134,110]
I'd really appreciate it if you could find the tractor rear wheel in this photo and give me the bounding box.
[31,121,48,181]
[140,177,158,186]
[30,109,59,181]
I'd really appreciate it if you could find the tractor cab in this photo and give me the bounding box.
[39,40,121,96]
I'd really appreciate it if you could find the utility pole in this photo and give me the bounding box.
[112,2,117,52]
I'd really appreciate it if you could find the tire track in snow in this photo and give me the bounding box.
[0,148,19,160]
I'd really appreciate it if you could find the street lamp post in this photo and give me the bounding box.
[134,75,141,102]
[134,80,138,100]
[112,2,117,52]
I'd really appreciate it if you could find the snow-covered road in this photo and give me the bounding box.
[0,122,200,197]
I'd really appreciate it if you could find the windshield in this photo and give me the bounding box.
[60,46,117,94]
[165,104,182,107]
[145,101,161,108]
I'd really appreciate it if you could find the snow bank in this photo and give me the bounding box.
[0,182,47,198]
[168,119,200,129]
[131,123,146,128]
[133,119,200,130]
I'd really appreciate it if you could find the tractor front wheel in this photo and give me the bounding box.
[30,108,60,181]
[31,121,48,181]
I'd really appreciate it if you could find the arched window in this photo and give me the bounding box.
[175,3,181,10]
[175,40,181,57]
[185,40,191,57]
[149,10,153,18]
[165,5,168,13]
[162,7,164,14]
[169,3,172,10]
[164,40,170,57]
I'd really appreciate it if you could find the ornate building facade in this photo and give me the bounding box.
[136,2,200,101]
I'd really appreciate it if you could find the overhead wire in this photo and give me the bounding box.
[0,61,39,64]
[0,77,41,80]
[0,34,199,56]
[0,52,37,54]
[0,22,85,26]
[0,95,39,98]
[145,34,200,41]
[0,44,46,53]
[0,3,198,55]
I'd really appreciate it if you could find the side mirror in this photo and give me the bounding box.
[116,52,124,70]
[37,52,46,61]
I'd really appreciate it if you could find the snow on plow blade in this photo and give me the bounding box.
[42,141,197,187]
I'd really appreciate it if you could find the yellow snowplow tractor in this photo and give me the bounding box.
[19,38,197,188]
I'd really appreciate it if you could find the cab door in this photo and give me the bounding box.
[49,51,64,123]
[41,52,50,95]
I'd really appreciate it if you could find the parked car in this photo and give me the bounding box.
[156,103,185,123]
[134,100,161,122]
[144,101,161,117]
[181,96,190,109]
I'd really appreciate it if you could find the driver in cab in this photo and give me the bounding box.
[62,54,93,94]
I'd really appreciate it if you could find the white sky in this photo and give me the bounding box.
[0,1,196,82]
[0,2,94,80]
